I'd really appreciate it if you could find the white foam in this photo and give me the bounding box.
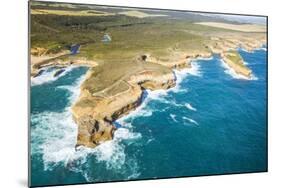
[240,47,267,53]
[146,138,155,144]
[91,127,141,170]
[117,96,154,123]
[31,72,87,169]
[31,109,142,177]
[31,71,141,180]
[256,47,267,51]
[116,61,203,123]
[169,114,178,122]
[184,103,197,111]
[240,48,253,53]
[169,61,201,93]
[146,89,168,101]
[30,59,202,175]
[220,59,258,80]
[57,75,86,102]
[31,110,80,170]
[116,88,171,123]
[31,66,75,86]
[183,117,199,125]
[170,100,183,107]
[30,56,206,180]
[174,61,202,81]
[196,56,214,61]
[183,61,202,77]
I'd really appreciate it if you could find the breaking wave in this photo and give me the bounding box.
[170,61,202,93]
[31,66,75,86]
[118,60,203,123]
[257,47,267,51]
[220,59,258,80]
[184,103,197,111]
[169,114,178,122]
[183,117,199,125]
[196,56,214,61]
[30,58,206,181]
[31,70,142,180]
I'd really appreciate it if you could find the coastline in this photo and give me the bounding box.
[220,51,252,78]
[30,40,266,186]
[31,55,99,77]
[30,48,267,183]
[31,37,266,148]
[70,48,252,148]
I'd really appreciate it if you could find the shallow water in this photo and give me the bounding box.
[30,49,267,186]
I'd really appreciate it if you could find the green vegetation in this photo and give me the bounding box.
[81,61,171,96]
[30,1,258,96]
[225,50,247,68]
[30,1,233,60]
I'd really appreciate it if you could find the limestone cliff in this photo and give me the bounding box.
[31,32,265,148]
[221,51,252,78]
[71,63,176,148]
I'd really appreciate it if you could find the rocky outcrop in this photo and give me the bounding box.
[31,47,49,56]
[72,67,176,148]
[31,55,98,77]
[207,36,265,54]
[50,33,264,148]
[206,36,266,78]
[141,51,212,70]
[221,51,252,78]
[71,37,264,148]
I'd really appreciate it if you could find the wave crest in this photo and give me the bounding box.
[31,66,75,86]
[184,103,197,111]
[183,117,199,125]
[31,71,141,180]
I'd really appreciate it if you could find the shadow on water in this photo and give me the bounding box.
[113,89,149,129]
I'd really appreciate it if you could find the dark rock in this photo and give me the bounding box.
[53,69,65,77]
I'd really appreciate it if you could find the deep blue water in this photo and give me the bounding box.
[30,49,267,187]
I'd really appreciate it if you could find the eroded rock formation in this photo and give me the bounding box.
[71,63,176,148]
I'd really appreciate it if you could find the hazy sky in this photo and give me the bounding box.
[203,13,267,25]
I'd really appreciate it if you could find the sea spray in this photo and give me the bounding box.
[117,60,202,124]
[31,67,142,180]
[30,57,205,181]
[31,66,76,86]
[31,69,87,170]
[185,103,197,111]
[31,49,267,184]
[170,61,202,93]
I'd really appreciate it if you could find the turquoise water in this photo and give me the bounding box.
[30,49,267,187]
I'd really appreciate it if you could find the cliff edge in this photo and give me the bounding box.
[71,61,176,147]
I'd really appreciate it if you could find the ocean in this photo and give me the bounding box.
[30,48,267,186]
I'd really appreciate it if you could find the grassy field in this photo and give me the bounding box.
[30,1,266,96]
[225,50,248,68]
[80,60,171,96]
[118,10,167,18]
[30,2,233,60]
[30,1,267,149]
[195,22,266,32]
[31,9,115,16]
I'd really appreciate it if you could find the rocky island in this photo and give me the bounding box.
[30,2,267,148]
[221,51,252,78]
